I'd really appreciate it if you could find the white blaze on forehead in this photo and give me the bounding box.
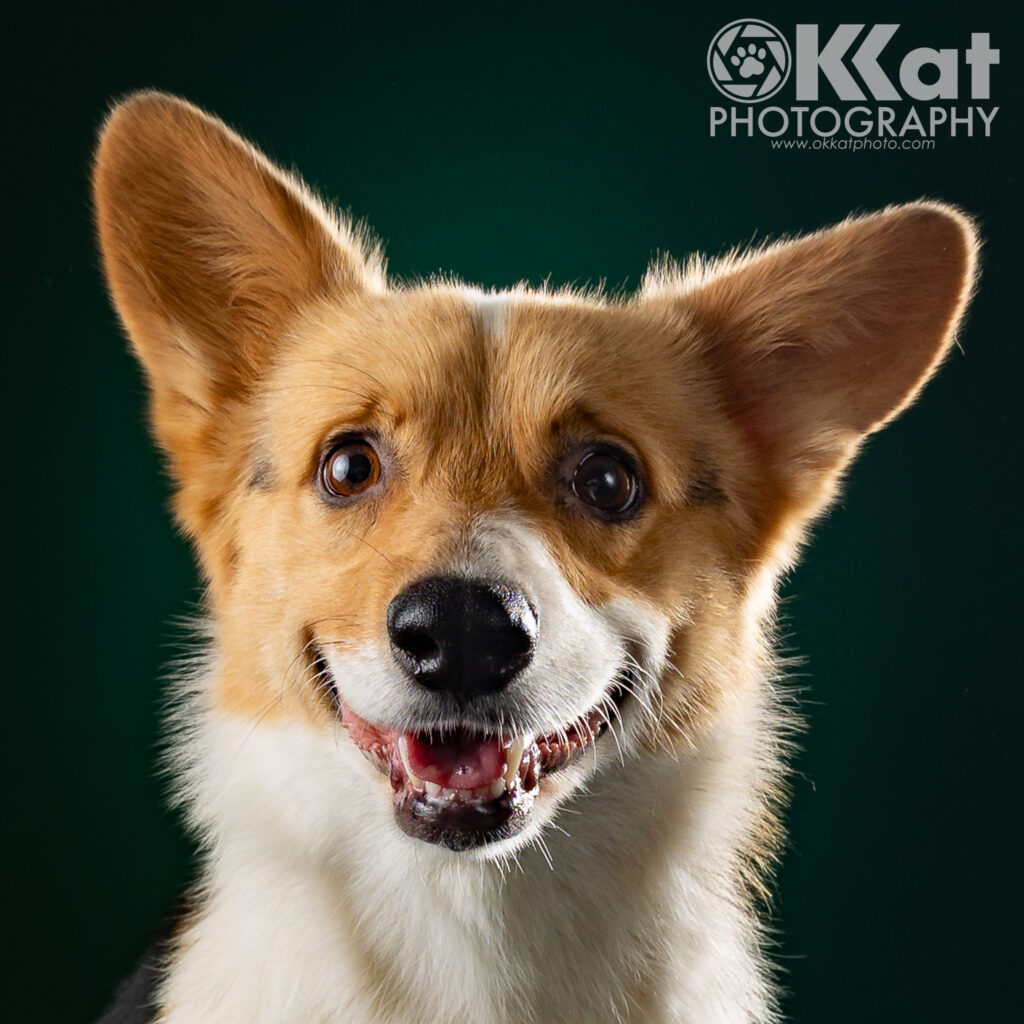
[467,289,513,340]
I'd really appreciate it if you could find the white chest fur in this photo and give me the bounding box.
[158,685,776,1024]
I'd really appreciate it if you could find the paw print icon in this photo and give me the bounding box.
[707,20,791,102]
[732,45,768,79]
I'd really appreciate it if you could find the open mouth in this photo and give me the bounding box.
[318,653,630,851]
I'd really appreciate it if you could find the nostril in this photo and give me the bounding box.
[395,628,441,665]
[499,588,538,655]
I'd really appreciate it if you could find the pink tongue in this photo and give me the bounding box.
[405,730,506,789]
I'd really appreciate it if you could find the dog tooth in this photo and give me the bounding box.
[488,778,506,798]
[424,780,442,798]
[397,736,425,789]
[504,737,527,787]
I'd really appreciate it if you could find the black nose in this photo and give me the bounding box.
[387,578,538,700]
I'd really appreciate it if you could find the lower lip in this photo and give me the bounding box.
[392,777,535,851]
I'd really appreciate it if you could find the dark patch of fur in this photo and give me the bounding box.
[688,447,726,506]
[248,456,278,491]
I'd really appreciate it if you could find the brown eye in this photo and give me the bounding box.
[321,441,381,499]
[571,449,639,515]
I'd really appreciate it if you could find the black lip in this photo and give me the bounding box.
[393,789,532,851]
[537,671,633,776]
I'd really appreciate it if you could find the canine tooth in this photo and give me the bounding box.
[504,737,527,786]
[397,736,425,789]
[424,780,442,798]
[489,778,507,798]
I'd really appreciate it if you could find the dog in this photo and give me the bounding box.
[93,91,977,1024]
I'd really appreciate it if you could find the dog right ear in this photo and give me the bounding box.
[93,91,382,480]
[643,202,977,569]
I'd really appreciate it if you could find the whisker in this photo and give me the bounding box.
[276,635,322,701]
[533,833,555,871]
[307,614,365,627]
[340,529,395,566]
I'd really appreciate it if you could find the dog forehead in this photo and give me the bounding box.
[280,285,695,439]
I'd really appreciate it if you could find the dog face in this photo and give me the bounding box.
[94,93,976,859]
[215,292,731,852]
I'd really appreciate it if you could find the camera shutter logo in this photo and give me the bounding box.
[707,19,792,102]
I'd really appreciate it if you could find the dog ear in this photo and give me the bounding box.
[93,91,382,479]
[647,203,978,564]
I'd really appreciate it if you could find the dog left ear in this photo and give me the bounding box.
[93,91,382,486]
[94,92,385,568]
[648,202,978,564]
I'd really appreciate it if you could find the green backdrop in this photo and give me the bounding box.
[8,1,1021,1021]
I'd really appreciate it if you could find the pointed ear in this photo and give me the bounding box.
[648,202,978,563]
[93,91,383,472]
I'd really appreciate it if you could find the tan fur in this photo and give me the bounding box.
[94,92,978,1024]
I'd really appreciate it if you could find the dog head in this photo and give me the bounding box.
[94,93,977,858]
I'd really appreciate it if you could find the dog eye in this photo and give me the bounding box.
[321,440,382,499]
[570,449,639,515]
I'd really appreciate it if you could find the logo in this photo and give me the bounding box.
[707,19,792,102]
[705,23,1000,145]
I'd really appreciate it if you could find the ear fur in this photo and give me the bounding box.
[93,91,383,480]
[646,202,979,563]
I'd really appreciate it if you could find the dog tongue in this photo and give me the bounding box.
[404,729,505,789]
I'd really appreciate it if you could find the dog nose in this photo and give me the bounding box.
[387,578,538,700]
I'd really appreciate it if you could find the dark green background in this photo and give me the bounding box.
[8,2,1022,1020]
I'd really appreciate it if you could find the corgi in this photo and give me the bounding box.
[93,91,977,1024]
